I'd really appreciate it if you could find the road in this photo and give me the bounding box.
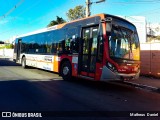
[0,58,160,119]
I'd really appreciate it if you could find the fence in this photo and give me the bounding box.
[0,49,14,58]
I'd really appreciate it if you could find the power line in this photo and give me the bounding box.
[108,0,160,4]
[0,0,24,20]
[14,0,42,17]
[136,7,160,15]
[0,0,43,35]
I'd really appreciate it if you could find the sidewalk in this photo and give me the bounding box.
[125,76,160,93]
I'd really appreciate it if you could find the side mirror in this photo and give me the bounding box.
[106,22,112,34]
[101,17,112,35]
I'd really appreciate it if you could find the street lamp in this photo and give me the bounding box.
[86,0,106,17]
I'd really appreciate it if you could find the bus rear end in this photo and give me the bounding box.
[101,15,140,81]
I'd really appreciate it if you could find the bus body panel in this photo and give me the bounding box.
[20,54,59,72]
[100,66,140,81]
[13,13,140,81]
[71,55,79,77]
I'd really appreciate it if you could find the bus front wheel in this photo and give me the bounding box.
[22,57,27,69]
[61,61,72,80]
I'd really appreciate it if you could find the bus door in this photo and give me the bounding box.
[79,26,99,78]
[16,39,22,61]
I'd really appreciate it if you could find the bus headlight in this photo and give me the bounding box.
[106,62,117,72]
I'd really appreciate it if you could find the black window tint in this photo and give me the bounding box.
[91,27,98,55]
[36,33,45,53]
[44,32,52,54]
[66,27,79,53]
[28,35,36,54]
[16,28,68,55]
[97,24,103,62]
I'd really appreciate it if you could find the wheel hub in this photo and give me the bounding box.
[63,67,69,75]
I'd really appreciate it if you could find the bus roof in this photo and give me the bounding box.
[16,13,135,38]
[15,14,105,38]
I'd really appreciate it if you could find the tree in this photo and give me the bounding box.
[157,36,160,40]
[66,5,85,21]
[0,41,4,44]
[47,16,66,27]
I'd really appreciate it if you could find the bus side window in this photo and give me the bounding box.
[58,40,65,53]
[65,38,71,53]
[35,33,45,54]
[53,30,66,54]
[71,34,79,53]
[28,35,36,54]
[51,31,57,53]
[97,24,103,62]
[45,32,53,54]
[66,27,79,54]
[23,37,28,53]
[51,42,57,53]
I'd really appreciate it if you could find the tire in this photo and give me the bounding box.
[21,57,27,69]
[61,61,72,80]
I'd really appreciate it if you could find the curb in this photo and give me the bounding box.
[0,57,13,61]
[123,81,159,93]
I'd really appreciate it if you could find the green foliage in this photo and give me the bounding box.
[6,44,14,49]
[66,5,85,21]
[47,5,85,26]
[147,35,160,42]
[157,36,160,40]
[0,44,13,49]
[47,16,66,27]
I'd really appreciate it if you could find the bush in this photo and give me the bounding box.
[0,44,13,49]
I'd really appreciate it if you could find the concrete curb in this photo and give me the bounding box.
[123,81,159,93]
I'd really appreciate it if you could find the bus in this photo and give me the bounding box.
[13,13,140,81]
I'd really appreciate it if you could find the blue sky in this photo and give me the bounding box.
[0,0,160,41]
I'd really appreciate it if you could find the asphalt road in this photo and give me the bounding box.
[0,58,160,119]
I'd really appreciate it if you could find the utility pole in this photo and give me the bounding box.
[86,0,105,17]
[86,0,91,17]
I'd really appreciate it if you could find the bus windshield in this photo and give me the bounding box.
[109,25,140,61]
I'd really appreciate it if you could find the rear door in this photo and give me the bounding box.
[16,39,22,61]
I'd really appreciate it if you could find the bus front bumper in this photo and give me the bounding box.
[100,66,140,81]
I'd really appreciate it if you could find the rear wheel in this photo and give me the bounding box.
[61,61,72,80]
[22,57,27,69]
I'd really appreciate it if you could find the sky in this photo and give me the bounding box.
[0,0,160,41]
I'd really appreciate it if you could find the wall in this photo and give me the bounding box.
[141,43,160,77]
